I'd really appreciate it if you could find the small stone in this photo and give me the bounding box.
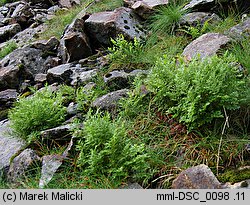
[172,164,222,189]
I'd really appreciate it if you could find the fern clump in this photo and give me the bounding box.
[107,34,145,70]
[146,53,249,130]
[75,110,150,182]
[9,87,67,142]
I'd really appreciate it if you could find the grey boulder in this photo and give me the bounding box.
[85,7,146,46]
[172,164,222,189]
[182,32,230,60]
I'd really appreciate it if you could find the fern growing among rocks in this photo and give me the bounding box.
[75,110,150,182]
[146,53,249,130]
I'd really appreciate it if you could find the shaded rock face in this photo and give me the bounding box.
[0,120,26,173]
[226,17,250,39]
[0,64,33,91]
[7,148,40,183]
[131,0,169,19]
[85,7,146,47]
[172,164,222,189]
[92,89,129,112]
[59,18,92,63]
[0,24,21,43]
[183,0,240,12]
[182,32,230,60]
[0,89,18,108]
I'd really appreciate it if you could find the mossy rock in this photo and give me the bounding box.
[218,168,250,184]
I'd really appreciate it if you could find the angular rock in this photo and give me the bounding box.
[7,148,40,183]
[34,73,47,83]
[132,0,169,19]
[39,137,74,188]
[67,102,78,116]
[121,182,143,189]
[0,120,26,173]
[30,36,59,52]
[85,7,146,46]
[123,0,137,7]
[46,63,74,85]
[40,124,73,140]
[59,18,92,63]
[0,65,33,91]
[0,89,18,108]
[92,89,129,111]
[104,69,148,90]
[172,164,222,189]
[11,2,34,28]
[180,12,221,27]
[183,0,250,12]
[1,41,56,76]
[226,17,250,39]
[0,24,21,43]
[12,24,47,47]
[182,33,231,60]
[70,68,98,86]
[59,0,80,8]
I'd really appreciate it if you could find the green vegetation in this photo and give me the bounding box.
[146,53,248,130]
[39,0,123,39]
[2,0,250,189]
[75,110,150,183]
[218,169,250,184]
[0,41,17,59]
[8,87,67,142]
[230,38,250,74]
[149,2,187,35]
[107,35,145,70]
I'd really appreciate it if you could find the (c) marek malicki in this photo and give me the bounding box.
[52,191,83,201]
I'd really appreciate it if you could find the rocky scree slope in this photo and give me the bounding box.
[0,0,250,189]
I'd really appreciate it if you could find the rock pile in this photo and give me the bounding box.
[0,0,249,188]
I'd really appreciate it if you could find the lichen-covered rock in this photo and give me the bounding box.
[104,69,148,90]
[92,89,129,112]
[131,0,169,19]
[226,17,250,39]
[85,7,146,46]
[12,24,47,47]
[172,164,222,189]
[180,12,221,26]
[46,63,74,85]
[0,89,18,108]
[0,24,21,43]
[182,32,230,60]
[40,124,73,140]
[0,120,26,173]
[0,64,33,91]
[7,148,40,183]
